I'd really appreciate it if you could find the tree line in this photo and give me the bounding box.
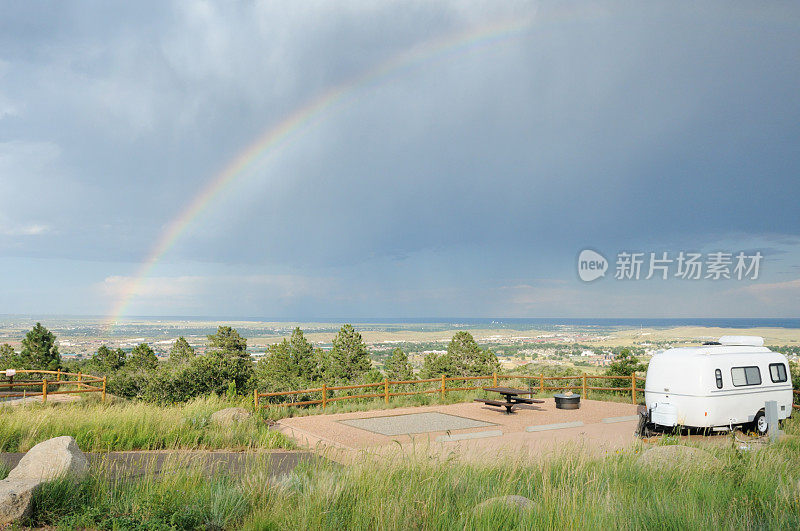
[8,323,790,404]
[0,323,501,404]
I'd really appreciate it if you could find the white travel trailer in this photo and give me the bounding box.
[644,336,793,434]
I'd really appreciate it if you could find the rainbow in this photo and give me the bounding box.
[105,15,536,328]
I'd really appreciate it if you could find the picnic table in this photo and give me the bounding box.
[475,387,545,414]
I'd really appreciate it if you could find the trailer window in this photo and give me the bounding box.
[715,369,723,389]
[769,363,787,383]
[731,366,761,387]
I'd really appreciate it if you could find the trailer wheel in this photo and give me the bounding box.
[752,411,768,435]
[635,414,650,437]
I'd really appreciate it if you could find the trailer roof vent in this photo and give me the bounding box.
[718,336,764,347]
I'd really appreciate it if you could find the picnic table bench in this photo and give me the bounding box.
[475,387,545,414]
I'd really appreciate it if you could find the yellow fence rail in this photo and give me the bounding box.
[0,369,106,403]
[255,372,649,410]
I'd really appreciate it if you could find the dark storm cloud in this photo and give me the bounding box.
[1,1,799,316]
[179,1,800,269]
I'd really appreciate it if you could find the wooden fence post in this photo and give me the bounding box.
[102,376,107,403]
[253,388,259,409]
[631,374,637,404]
[540,373,544,393]
[582,373,587,398]
[78,371,82,382]
[42,379,48,403]
[57,369,61,381]
[441,374,446,400]
[322,383,327,409]
[384,378,389,404]
[492,371,497,387]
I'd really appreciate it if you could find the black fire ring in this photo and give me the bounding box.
[554,393,581,410]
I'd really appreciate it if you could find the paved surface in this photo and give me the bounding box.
[277,398,643,460]
[526,421,585,432]
[1,450,316,479]
[340,412,494,436]
[436,429,503,442]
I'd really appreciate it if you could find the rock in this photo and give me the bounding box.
[6,435,88,482]
[637,445,722,470]
[210,407,252,425]
[0,436,88,525]
[474,495,535,512]
[0,479,40,524]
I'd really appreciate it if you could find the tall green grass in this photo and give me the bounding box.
[0,396,293,452]
[30,456,254,530]
[23,418,800,530]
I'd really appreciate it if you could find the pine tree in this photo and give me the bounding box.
[384,347,414,381]
[127,343,158,370]
[0,343,22,370]
[20,322,61,370]
[328,324,372,381]
[207,326,247,356]
[288,327,318,380]
[169,336,195,363]
[445,331,499,376]
[93,345,126,371]
[255,340,296,391]
[204,326,253,395]
[421,331,499,377]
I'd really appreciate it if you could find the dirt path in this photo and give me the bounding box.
[1,450,318,479]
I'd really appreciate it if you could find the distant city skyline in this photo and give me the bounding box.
[1,1,799,319]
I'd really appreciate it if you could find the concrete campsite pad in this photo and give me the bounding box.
[339,412,494,436]
[277,398,642,459]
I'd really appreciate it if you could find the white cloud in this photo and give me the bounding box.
[738,278,800,302]
[0,223,51,236]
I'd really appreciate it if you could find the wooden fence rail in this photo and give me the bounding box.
[255,372,649,410]
[0,369,106,403]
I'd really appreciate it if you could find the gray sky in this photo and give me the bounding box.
[1,1,799,319]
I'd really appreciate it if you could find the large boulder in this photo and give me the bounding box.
[0,436,88,525]
[637,445,722,470]
[6,435,88,481]
[474,495,535,513]
[0,479,40,524]
[211,407,252,425]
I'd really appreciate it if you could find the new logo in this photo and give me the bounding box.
[578,249,608,282]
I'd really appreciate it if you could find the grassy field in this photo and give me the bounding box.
[0,396,294,452]
[7,416,798,530]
